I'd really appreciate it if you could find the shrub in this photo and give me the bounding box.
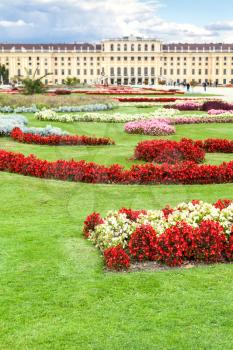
[104,246,130,271]
[129,225,157,261]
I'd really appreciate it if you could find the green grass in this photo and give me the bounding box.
[0,109,233,349]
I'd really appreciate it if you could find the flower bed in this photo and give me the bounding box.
[165,100,233,112]
[0,149,233,185]
[0,114,28,135]
[134,139,205,164]
[83,200,233,270]
[125,120,175,136]
[124,115,233,136]
[208,109,233,115]
[0,103,115,114]
[11,128,115,146]
[0,115,70,137]
[35,108,179,123]
[118,97,179,103]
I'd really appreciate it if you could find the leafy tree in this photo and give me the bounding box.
[190,79,198,87]
[64,77,80,87]
[20,68,52,95]
[0,64,9,84]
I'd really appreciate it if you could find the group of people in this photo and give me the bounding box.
[184,80,218,92]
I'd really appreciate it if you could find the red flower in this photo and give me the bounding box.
[193,220,227,263]
[156,222,196,266]
[11,128,115,146]
[83,212,103,238]
[129,225,157,261]
[135,139,205,164]
[104,246,130,270]
[118,208,147,222]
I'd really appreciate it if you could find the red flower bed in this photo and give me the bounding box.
[11,128,115,146]
[118,97,178,102]
[135,139,205,164]
[0,149,233,185]
[194,139,233,153]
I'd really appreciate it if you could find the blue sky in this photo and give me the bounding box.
[0,0,233,43]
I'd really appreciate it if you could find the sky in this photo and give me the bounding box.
[0,0,233,43]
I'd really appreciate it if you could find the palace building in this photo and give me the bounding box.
[1,36,233,86]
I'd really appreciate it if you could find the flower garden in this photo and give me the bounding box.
[1,87,233,349]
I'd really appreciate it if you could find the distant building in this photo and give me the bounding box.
[0,36,233,85]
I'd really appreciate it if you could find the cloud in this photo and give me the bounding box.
[0,0,231,43]
[0,19,33,28]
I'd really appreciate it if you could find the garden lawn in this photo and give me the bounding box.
[0,109,233,349]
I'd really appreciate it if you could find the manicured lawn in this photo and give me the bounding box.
[0,108,233,349]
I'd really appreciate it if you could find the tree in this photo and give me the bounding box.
[20,68,52,95]
[190,79,198,88]
[0,64,9,84]
[64,77,80,87]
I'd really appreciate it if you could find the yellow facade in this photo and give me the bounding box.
[1,36,233,85]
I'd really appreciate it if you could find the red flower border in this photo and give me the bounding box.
[11,128,115,146]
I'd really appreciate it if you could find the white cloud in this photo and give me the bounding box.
[0,0,232,43]
[0,19,33,28]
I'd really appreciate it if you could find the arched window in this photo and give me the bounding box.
[138,44,141,51]
[131,44,134,51]
[117,44,121,51]
[145,44,148,51]
[110,44,114,51]
[124,44,127,51]
[151,44,155,51]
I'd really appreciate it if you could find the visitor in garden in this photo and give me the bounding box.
[186,83,190,92]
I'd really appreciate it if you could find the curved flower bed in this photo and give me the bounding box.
[83,200,233,270]
[35,108,179,123]
[11,128,115,146]
[124,115,233,136]
[0,149,233,185]
[135,139,205,163]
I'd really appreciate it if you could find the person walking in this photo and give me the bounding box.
[186,83,190,92]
